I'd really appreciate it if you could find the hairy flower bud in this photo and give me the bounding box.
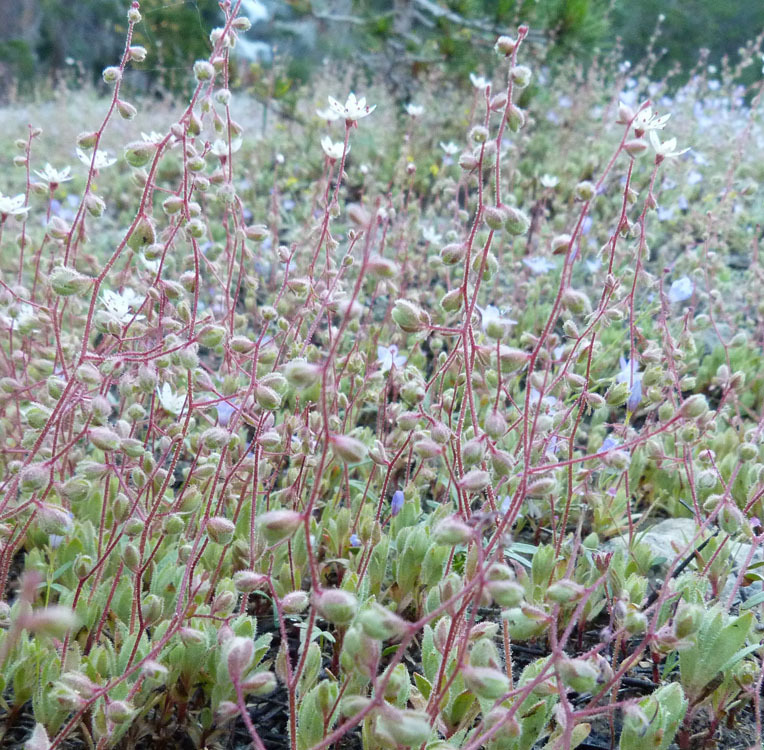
[433,516,473,546]
[457,469,491,493]
[258,509,302,544]
[315,589,358,626]
[206,516,235,545]
[462,665,510,700]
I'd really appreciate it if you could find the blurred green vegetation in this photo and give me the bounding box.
[0,0,762,98]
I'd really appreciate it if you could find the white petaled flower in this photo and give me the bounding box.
[649,130,690,160]
[101,288,146,324]
[540,173,559,188]
[480,305,517,333]
[316,106,342,122]
[0,192,29,217]
[421,226,442,244]
[327,93,376,122]
[470,72,489,90]
[157,383,187,415]
[631,105,671,133]
[377,344,407,373]
[523,256,555,275]
[76,148,117,170]
[34,164,73,185]
[439,141,460,156]
[405,103,424,117]
[141,131,165,144]
[616,356,642,387]
[320,136,347,161]
[209,138,243,157]
[668,276,693,303]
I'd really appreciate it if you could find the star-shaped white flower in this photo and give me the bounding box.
[101,288,146,324]
[209,138,242,157]
[76,148,117,170]
[405,103,424,117]
[523,256,555,275]
[439,141,459,156]
[632,105,671,134]
[0,192,29,217]
[480,305,517,335]
[34,164,73,186]
[141,131,165,144]
[540,173,559,188]
[421,226,442,244]
[316,106,342,121]
[377,344,407,373]
[327,93,376,122]
[157,383,187,415]
[649,130,690,160]
[320,136,347,161]
[470,73,489,90]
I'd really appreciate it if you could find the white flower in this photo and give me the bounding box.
[439,141,459,156]
[405,103,424,117]
[76,148,117,170]
[421,226,442,244]
[101,288,146,324]
[34,164,73,185]
[157,383,186,415]
[668,276,693,303]
[327,93,376,122]
[649,130,690,160]
[540,173,559,188]
[377,344,406,373]
[0,192,29,217]
[632,105,671,133]
[141,131,165,144]
[209,138,242,157]
[316,106,342,122]
[320,136,347,161]
[480,305,517,334]
[470,73,489,90]
[523,256,555,275]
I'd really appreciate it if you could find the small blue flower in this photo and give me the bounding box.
[668,276,693,303]
[391,490,405,517]
[500,495,511,514]
[349,534,362,548]
[627,378,643,412]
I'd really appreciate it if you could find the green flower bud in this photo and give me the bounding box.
[314,588,358,626]
[358,603,408,640]
[258,509,302,544]
[458,469,491,493]
[331,434,368,464]
[433,516,473,546]
[206,516,235,545]
[504,206,529,235]
[123,141,156,168]
[89,427,121,452]
[462,665,510,700]
[392,299,430,333]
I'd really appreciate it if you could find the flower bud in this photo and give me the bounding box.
[546,579,584,604]
[314,589,358,626]
[392,299,430,333]
[141,594,163,625]
[283,359,321,389]
[102,66,121,84]
[679,394,708,419]
[376,709,432,746]
[258,509,302,544]
[124,141,156,168]
[575,180,596,201]
[226,636,254,679]
[433,516,473,546]
[49,265,90,296]
[233,571,268,593]
[462,665,510,700]
[458,469,491,493]
[331,434,368,464]
[206,516,235,545]
[558,658,598,693]
[624,139,648,157]
[487,580,525,608]
[495,36,516,55]
[128,45,147,62]
[358,603,408,640]
[89,427,121,452]
[127,216,156,249]
[719,502,743,535]
[117,99,137,120]
[281,591,310,614]
[107,700,133,723]
[504,206,529,235]
[193,60,215,82]
[241,671,277,696]
[511,65,532,88]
